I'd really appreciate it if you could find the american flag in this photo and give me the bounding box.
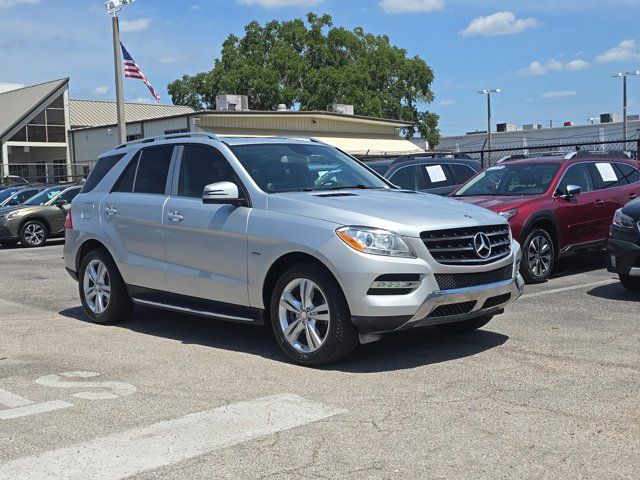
[120,42,161,103]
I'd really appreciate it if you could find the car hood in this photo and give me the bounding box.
[267,189,507,237]
[453,195,539,213]
[0,204,44,216]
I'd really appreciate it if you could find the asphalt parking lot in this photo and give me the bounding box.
[1,242,638,479]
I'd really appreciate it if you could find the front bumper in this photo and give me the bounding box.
[606,238,640,276]
[352,272,524,333]
[0,225,17,241]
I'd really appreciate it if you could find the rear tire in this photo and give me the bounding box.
[436,314,494,333]
[19,220,47,248]
[79,249,133,324]
[619,273,640,291]
[520,229,555,284]
[270,262,358,366]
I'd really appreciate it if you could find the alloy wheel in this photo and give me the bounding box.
[278,278,331,353]
[83,259,111,315]
[23,223,45,246]
[527,234,552,278]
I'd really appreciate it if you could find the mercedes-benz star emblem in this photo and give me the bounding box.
[473,232,492,259]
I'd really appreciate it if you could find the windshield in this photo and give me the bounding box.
[230,143,391,193]
[0,188,19,203]
[23,186,65,205]
[454,163,561,197]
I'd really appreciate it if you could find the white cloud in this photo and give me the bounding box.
[596,39,640,63]
[131,97,154,104]
[379,0,445,14]
[119,18,151,33]
[460,11,539,38]
[439,99,455,105]
[157,54,187,64]
[540,90,577,98]
[92,86,109,95]
[190,4,201,10]
[518,58,590,76]
[236,0,323,7]
[0,0,39,8]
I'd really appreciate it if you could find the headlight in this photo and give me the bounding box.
[498,208,518,221]
[336,226,415,258]
[613,208,635,229]
[0,211,19,222]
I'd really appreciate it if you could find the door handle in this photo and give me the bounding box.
[104,205,118,216]
[594,200,605,207]
[168,210,184,222]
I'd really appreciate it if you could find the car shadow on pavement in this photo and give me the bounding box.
[550,253,606,280]
[0,238,64,250]
[587,282,640,302]
[60,305,508,372]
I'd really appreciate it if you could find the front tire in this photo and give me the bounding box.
[79,249,132,324]
[270,263,358,366]
[436,314,494,333]
[619,273,640,291]
[521,229,555,284]
[19,220,47,248]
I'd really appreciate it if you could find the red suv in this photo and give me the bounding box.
[452,152,640,283]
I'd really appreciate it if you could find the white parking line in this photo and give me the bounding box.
[0,393,346,480]
[520,279,616,300]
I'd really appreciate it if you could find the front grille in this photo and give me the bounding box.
[482,292,512,309]
[428,301,476,318]
[421,224,511,265]
[434,264,513,290]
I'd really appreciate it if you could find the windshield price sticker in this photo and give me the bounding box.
[425,165,447,183]
[595,163,618,182]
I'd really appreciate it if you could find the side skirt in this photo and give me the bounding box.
[127,285,264,326]
[559,239,606,258]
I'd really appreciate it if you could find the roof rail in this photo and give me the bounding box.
[116,132,221,149]
[565,150,631,160]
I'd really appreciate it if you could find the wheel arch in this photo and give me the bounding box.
[19,215,52,235]
[261,251,347,326]
[75,238,117,273]
[522,211,560,258]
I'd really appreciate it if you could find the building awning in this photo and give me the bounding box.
[312,136,424,157]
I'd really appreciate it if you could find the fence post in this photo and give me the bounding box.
[480,151,485,169]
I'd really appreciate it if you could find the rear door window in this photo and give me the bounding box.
[112,152,140,193]
[81,153,126,193]
[388,165,418,190]
[423,164,454,188]
[589,162,627,190]
[133,146,174,195]
[449,164,477,184]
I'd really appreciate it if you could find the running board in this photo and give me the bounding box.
[132,298,256,323]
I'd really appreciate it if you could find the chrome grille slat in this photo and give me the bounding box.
[421,224,512,266]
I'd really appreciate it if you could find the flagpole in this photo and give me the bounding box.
[112,14,126,144]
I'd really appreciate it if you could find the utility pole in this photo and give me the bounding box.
[613,71,640,150]
[478,89,500,154]
[106,1,135,144]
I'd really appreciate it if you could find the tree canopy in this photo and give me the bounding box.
[168,13,440,145]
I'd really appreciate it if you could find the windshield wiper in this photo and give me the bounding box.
[328,184,375,190]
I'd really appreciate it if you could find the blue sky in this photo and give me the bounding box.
[2,0,640,135]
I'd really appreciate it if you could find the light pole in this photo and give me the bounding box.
[612,71,640,149]
[478,89,500,154]
[588,117,598,125]
[106,0,135,144]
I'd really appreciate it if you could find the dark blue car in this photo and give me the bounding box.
[366,155,481,196]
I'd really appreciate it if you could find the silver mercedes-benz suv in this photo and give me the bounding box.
[64,133,524,366]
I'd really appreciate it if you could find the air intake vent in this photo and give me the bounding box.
[314,192,359,198]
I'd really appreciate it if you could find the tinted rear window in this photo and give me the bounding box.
[81,154,126,193]
[133,146,173,194]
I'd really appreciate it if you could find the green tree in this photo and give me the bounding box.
[168,13,440,146]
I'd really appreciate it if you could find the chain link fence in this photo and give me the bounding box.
[448,139,640,168]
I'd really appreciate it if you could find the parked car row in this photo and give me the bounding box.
[0,184,81,247]
[368,150,640,288]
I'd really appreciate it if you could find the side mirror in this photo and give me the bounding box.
[54,199,68,207]
[203,181,246,206]
[565,184,582,198]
